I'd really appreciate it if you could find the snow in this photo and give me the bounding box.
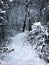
[1,1,4,4]
[0,9,6,13]
[9,0,15,2]
[0,32,49,65]
[9,0,13,2]
[45,28,49,37]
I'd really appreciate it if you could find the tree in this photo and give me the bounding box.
[0,0,11,46]
[39,0,49,21]
[23,0,32,32]
[23,0,28,32]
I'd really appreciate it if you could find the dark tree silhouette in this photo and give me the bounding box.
[23,0,32,32]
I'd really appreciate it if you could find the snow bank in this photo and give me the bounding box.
[27,22,49,63]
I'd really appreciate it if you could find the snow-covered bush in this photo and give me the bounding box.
[27,22,49,62]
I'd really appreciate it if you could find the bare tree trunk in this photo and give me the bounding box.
[29,19,32,31]
[23,21,26,32]
[23,0,32,32]
[28,10,32,31]
[23,0,28,32]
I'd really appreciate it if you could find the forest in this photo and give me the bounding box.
[0,0,49,65]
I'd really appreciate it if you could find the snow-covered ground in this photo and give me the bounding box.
[0,32,49,65]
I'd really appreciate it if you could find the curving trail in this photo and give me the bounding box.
[0,32,49,65]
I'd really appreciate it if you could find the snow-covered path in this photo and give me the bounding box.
[0,32,49,65]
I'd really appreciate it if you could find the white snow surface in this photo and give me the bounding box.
[0,32,49,65]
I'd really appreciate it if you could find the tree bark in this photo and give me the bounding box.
[29,19,32,31]
[23,21,26,32]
